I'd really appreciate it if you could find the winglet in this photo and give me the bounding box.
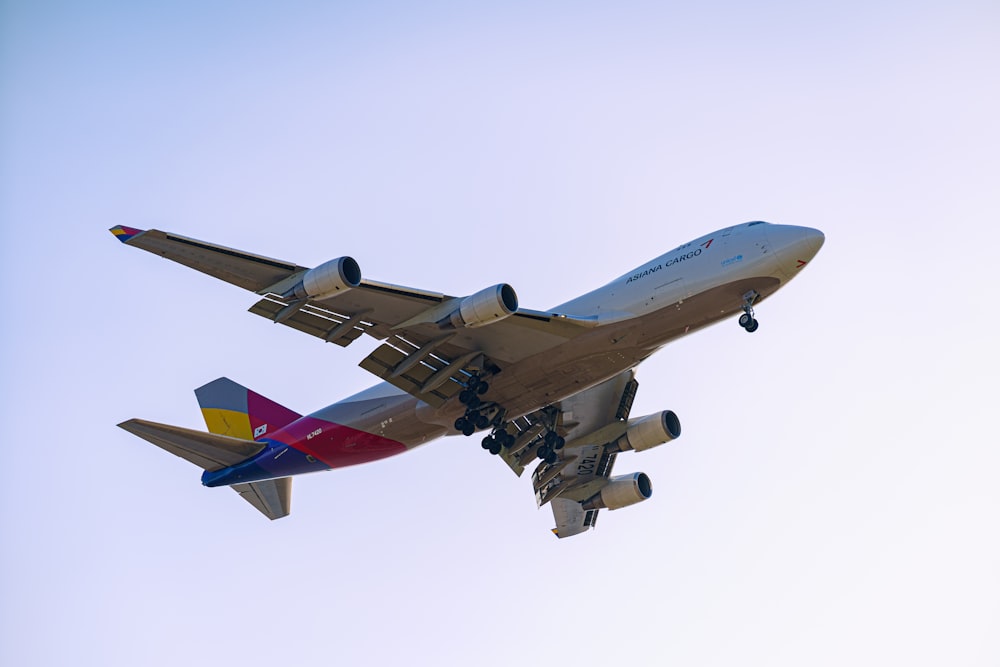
[109,225,144,243]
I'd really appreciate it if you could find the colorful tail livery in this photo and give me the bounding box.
[119,378,305,520]
[196,377,301,441]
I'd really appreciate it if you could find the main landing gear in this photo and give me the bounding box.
[739,290,760,333]
[453,374,565,464]
[453,373,493,437]
[533,429,565,464]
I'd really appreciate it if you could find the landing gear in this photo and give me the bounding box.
[739,290,760,333]
[481,427,514,456]
[543,430,565,450]
[481,435,503,455]
[454,373,495,436]
[454,416,476,437]
[536,444,558,465]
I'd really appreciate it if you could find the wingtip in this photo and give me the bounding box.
[109,225,145,243]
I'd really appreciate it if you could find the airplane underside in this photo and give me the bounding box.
[112,220,823,536]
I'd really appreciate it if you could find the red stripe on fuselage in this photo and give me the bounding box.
[271,416,407,468]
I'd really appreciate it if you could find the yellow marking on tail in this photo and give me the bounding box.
[201,408,253,440]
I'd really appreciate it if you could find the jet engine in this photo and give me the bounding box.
[283,257,362,301]
[446,284,519,328]
[613,411,681,453]
[583,472,652,510]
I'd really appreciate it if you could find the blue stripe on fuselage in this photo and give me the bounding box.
[201,440,330,487]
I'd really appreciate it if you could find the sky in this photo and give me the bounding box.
[2,1,999,665]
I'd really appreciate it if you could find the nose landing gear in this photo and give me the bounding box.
[739,290,760,333]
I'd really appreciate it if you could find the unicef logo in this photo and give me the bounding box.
[721,255,743,267]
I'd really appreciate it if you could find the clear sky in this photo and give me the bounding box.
[2,2,998,665]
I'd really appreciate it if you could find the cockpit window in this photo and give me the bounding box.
[748,221,765,226]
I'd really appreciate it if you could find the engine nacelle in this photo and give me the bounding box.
[447,284,518,328]
[583,472,652,511]
[613,411,681,453]
[284,256,362,301]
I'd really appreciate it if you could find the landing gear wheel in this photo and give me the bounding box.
[488,440,502,456]
[495,431,514,448]
[553,436,565,450]
[537,444,551,461]
[476,381,489,395]
[739,289,760,332]
[481,436,494,450]
[454,417,469,432]
[544,451,557,464]
[544,431,558,447]
[474,413,490,430]
[459,389,474,405]
[465,395,481,410]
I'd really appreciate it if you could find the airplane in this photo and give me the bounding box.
[111,221,824,537]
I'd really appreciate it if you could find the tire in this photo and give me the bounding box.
[459,389,473,405]
[475,414,490,429]
[739,313,751,327]
[544,452,557,465]
[482,436,494,450]
[489,441,502,456]
[544,431,558,446]
[454,417,468,431]
[466,396,481,410]
[746,319,759,333]
[476,382,489,395]
[462,423,476,436]
[554,436,565,450]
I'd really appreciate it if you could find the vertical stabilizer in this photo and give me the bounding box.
[195,377,301,441]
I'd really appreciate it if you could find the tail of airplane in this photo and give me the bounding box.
[118,378,303,520]
[195,377,301,440]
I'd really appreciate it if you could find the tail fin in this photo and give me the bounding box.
[195,377,301,441]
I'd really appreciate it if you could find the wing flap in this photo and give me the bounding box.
[249,295,372,347]
[232,478,292,520]
[359,337,477,407]
[118,418,265,471]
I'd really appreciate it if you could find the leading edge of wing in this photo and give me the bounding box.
[109,226,308,292]
[118,418,265,471]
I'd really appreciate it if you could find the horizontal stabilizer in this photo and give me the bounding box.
[118,418,265,471]
[232,478,292,520]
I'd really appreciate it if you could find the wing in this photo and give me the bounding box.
[493,370,641,538]
[112,226,593,407]
[232,478,292,520]
[118,418,265,471]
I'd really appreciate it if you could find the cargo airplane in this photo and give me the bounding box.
[112,221,824,537]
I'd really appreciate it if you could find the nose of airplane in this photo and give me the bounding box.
[767,224,825,262]
[763,224,825,278]
[796,226,825,260]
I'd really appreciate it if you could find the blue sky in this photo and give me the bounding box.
[2,2,999,665]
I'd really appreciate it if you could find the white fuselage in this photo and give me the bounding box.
[314,221,825,449]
